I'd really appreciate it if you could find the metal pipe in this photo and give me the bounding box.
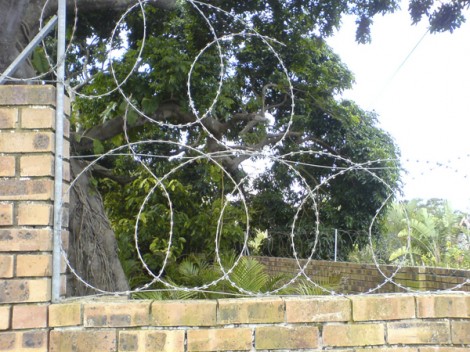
[0,15,58,85]
[334,229,338,262]
[52,0,66,303]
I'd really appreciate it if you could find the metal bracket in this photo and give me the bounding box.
[0,15,58,85]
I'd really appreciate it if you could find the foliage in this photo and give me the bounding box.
[131,254,288,299]
[378,199,470,268]
[66,1,405,271]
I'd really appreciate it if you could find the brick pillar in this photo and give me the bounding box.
[0,85,69,349]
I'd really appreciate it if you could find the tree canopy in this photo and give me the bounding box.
[2,0,467,293]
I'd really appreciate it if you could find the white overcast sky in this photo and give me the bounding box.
[328,4,470,212]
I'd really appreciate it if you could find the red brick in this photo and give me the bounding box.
[256,326,319,350]
[0,229,53,252]
[0,203,13,226]
[0,132,54,153]
[0,306,10,330]
[0,255,14,278]
[12,305,48,329]
[0,108,17,129]
[50,330,116,352]
[84,301,150,327]
[0,179,53,201]
[16,254,52,277]
[17,203,52,226]
[187,328,252,351]
[0,156,15,177]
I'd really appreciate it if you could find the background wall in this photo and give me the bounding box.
[256,256,470,293]
[0,86,468,351]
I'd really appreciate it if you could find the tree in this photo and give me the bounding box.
[383,199,470,268]
[2,0,469,79]
[1,0,466,295]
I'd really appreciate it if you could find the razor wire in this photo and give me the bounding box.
[8,0,468,297]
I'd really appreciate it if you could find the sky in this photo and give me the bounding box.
[327,5,470,212]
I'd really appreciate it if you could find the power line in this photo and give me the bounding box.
[372,28,430,105]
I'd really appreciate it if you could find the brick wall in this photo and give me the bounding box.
[0,86,469,351]
[0,85,70,350]
[255,256,470,293]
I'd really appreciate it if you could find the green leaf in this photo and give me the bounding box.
[93,139,105,155]
[31,48,49,74]
[126,108,139,127]
[142,97,159,115]
[100,102,118,122]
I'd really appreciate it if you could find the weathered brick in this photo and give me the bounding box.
[0,330,47,352]
[12,305,47,329]
[255,326,319,350]
[0,306,10,330]
[187,328,252,352]
[417,294,470,318]
[351,295,415,321]
[151,300,216,326]
[323,323,385,347]
[21,108,55,129]
[49,303,82,327]
[218,297,284,324]
[84,301,150,327]
[17,203,52,226]
[0,108,17,129]
[285,296,351,323]
[0,156,15,177]
[0,229,52,252]
[0,255,14,278]
[16,254,52,277]
[0,179,53,201]
[419,348,469,352]
[0,203,13,226]
[63,139,70,159]
[0,85,57,106]
[451,320,470,344]
[20,155,54,177]
[355,348,417,352]
[387,320,450,344]
[118,330,184,352]
[0,132,54,153]
[0,332,15,350]
[0,279,51,303]
[50,330,116,352]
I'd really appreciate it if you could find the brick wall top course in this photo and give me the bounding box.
[0,85,70,115]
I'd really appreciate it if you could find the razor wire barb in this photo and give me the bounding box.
[12,0,468,297]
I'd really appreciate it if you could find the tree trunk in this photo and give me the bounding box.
[68,159,129,296]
